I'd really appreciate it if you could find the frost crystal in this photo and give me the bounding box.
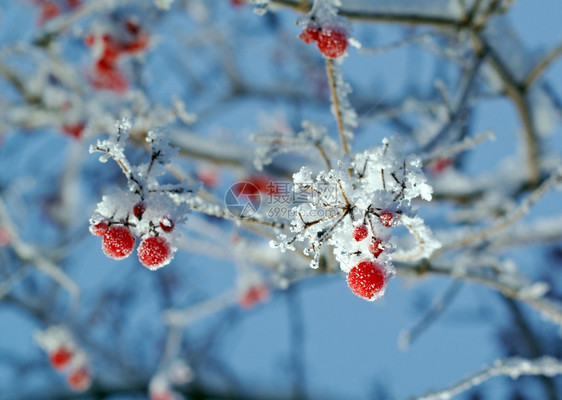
[272,137,440,290]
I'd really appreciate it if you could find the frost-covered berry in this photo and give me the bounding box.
[62,122,85,139]
[159,216,174,233]
[299,25,319,44]
[431,157,453,175]
[347,261,386,300]
[352,225,369,242]
[133,201,146,219]
[67,367,91,392]
[317,27,347,58]
[49,347,73,371]
[379,211,394,228]
[239,284,269,309]
[102,226,136,260]
[138,236,172,270]
[38,2,61,26]
[90,222,108,236]
[369,238,384,258]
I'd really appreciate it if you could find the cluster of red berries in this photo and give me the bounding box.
[36,327,91,392]
[49,348,91,391]
[299,23,348,59]
[91,201,175,270]
[33,0,81,26]
[347,212,396,300]
[50,347,91,391]
[85,19,149,93]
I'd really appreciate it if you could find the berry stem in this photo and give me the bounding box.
[325,58,349,156]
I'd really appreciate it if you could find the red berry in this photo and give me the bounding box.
[89,67,128,93]
[49,347,73,370]
[122,32,149,53]
[352,225,369,241]
[159,216,174,233]
[317,27,347,58]
[90,221,108,236]
[39,2,61,26]
[62,122,85,139]
[102,226,135,260]
[369,238,384,258]
[299,25,319,44]
[151,391,174,400]
[347,261,386,300]
[125,19,140,35]
[67,367,91,392]
[67,0,81,8]
[84,34,95,47]
[138,236,172,270]
[239,284,269,309]
[133,201,146,219]
[379,211,394,228]
[196,168,219,187]
[431,157,453,174]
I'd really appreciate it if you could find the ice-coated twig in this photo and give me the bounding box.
[325,58,350,155]
[396,258,562,329]
[413,356,562,400]
[433,171,562,257]
[359,32,434,55]
[399,281,463,350]
[489,214,562,250]
[422,131,495,166]
[525,43,562,88]
[0,199,80,304]
[251,120,337,171]
[165,289,239,326]
[186,195,287,230]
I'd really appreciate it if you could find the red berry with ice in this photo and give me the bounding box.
[299,25,319,44]
[239,284,269,309]
[90,221,108,236]
[67,367,91,392]
[62,122,85,139]
[133,201,146,219]
[49,347,74,370]
[317,27,348,58]
[138,236,173,270]
[352,225,369,242]
[159,216,174,233]
[102,226,136,260]
[379,211,395,227]
[369,238,384,258]
[347,261,386,300]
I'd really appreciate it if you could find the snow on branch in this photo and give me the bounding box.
[89,119,195,270]
[414,356,562,400]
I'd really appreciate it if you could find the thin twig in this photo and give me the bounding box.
[525,43,562,87]
[325,58,349,155]
[433,171,561,257]
[413,356,562,400]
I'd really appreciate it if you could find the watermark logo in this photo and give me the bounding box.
[225,181,261,218]
[225,179,341,219]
